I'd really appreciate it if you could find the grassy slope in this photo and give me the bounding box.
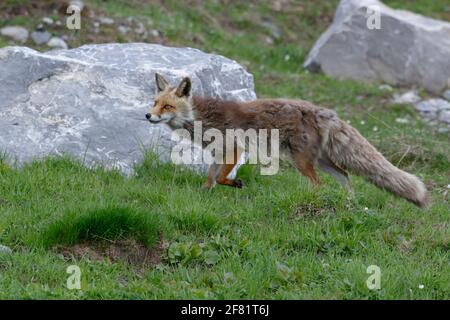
[0,0,449,299]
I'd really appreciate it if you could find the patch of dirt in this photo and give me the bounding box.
[55,238,167,267]
[293,203,336,219]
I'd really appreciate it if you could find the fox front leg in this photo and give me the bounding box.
[215,163,243,188]
[203,147,244,190]
[213,147,244,188]
[202,163,243,190]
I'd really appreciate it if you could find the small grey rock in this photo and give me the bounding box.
[31,30,52,45]
[47,37,68,49]
[0,26,29,43]
[392,90,421,104]
[264,36,274,45]
[98,17,115,25]
[149,29,160,38]
[414,99,450,126]
[439,111,450,124]
[118,25,130,35]
[93,22,100,28]
[69,0,84,12]
[42,17,54,25]
[379,84,393,92]
[134,22,146,35]
[35,23,45,31]
[261,18,282,40]
[272,1,283,11]
[414,99,450,113]
[443,90,450,102]
[395,118,410,124]
[0,245,12,254]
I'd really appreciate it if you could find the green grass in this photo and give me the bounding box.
[40,207,160,248]
[0,0,449,299]
[0,154,448,299]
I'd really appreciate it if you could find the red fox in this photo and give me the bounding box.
[146,73,429,208]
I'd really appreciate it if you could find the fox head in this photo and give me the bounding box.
[146,73,194,128]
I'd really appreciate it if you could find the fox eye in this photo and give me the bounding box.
[163,104,174,110]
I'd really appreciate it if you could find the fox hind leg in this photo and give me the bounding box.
[318,156,351,191]
[203,163,221,190]
[291,149,321,186]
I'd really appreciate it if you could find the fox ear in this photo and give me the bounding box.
[155,73,169,93]
[175,77,192,98]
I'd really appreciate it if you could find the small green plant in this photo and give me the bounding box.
[0,153,10,174]
[166,234,251,267]
[167,241,221,266]
[270,262,303,290]
[0,162,9,175]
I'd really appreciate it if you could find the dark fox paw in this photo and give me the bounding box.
[234,179,243,189]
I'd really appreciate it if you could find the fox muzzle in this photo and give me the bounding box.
[145,112,173,124]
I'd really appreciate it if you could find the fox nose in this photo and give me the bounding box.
[145,113,151,120]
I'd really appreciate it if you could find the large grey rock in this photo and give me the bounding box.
[304,0,450,94]
[0,43,255,175]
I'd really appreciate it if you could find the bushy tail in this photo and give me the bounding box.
[317,111,429,208]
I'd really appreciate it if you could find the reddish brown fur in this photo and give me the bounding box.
[147,75,430,208]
